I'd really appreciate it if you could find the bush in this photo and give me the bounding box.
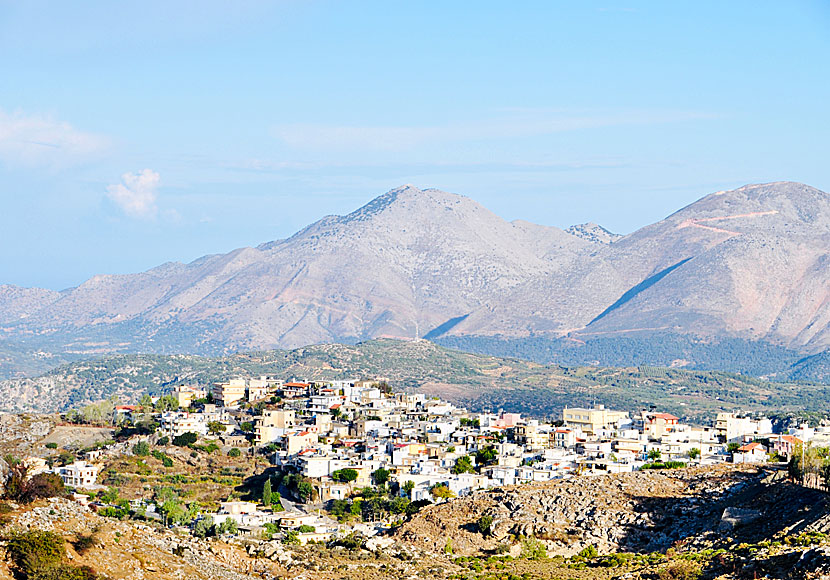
[520,536,547,560]
[227,447,242,457]
[172,432,198,447]
[45,442,58,449]
[658,559,702,580]
[477,514,494,535]
[577,544,598,559]
[151,450,173,467]
[157,436,169,446]
[4,463,67,503]
[132,441,150,456]
[6,529,99,579]
[72,529,99,555]
[336,531,366,550]
[298,524,316,533]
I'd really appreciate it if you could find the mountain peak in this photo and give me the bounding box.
[566,222,622,244]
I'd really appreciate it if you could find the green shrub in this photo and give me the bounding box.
[6,529,99,579]
[227,447,241,457]
[520,537,547,560]
[151,450,173,467]
[132,441,150,456]
[4,463,67,503]
[577,544,598,559]
[477,514,494,535]
[172,432,198,447]
[298,524,316,533]
[156,436,169,446]
[45,442,58,449]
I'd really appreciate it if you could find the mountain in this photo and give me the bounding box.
[565,222,622,244]
[1,182,828,378]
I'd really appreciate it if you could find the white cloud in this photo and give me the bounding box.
[106,169,160,218]
[0,108,108,167]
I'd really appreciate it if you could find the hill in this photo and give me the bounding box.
[1,182,829,381]
[2,339,830,422]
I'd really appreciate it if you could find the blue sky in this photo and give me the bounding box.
[1,1,828,289]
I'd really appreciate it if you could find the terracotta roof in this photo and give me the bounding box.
[738,442,763,452]
[651,413,679,421]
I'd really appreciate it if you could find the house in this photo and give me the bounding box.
[172,385,207,408]
[733,442,768,464]
[255,409,296,445]
[715,413,773,443]
[56,461,101,488]
[160,411,208,438]
[771,434,802,459]
[212,501,280,528]
[644,412,680,439]
[563,405,629,436]
[212,379,249,407]
[285,430,318,454]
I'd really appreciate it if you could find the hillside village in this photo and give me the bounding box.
[9,375,825,549]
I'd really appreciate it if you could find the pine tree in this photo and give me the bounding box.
[262,478,272,507]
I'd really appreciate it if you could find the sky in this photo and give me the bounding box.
[1,1,828,290]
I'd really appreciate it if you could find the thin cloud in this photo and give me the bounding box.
[272,110,717,152]
[106,169,160,219]
[0,108,108,168]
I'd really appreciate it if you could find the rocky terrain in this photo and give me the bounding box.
[1,182,829,381]
[4,466,830,580]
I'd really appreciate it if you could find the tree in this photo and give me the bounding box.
[227,447,242,457]
[240,421,255,433]
[430,484,454,500]
[217,518,238,535]
[172,432,198,447]
[132,441,150,456]
[262,479,272,507]
[688,447,701,461]
[372,468,390,486]
[477,514,494,535]
[332,468,358,483]
[452,455,475,475]
[193,516,214,538]
[402,480,415,498]
[206,421,226,436]
[647,449,662,461]
[298,524,315,533]
[154,395,179,413]
[475,445,497,468]
[296,481,314,503]
[389,496,410,514]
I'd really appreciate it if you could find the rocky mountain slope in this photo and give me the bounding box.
[5,466,830,580]
[1,182,828,377]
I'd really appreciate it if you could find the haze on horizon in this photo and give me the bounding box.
[1,1,828,290]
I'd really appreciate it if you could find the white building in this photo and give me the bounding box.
[56,461,101,488]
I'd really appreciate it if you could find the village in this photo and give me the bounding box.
[24,376,822,546]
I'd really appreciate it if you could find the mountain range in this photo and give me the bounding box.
[1,181,828,379]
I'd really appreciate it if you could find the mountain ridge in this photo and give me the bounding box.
[0,181,828,379]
